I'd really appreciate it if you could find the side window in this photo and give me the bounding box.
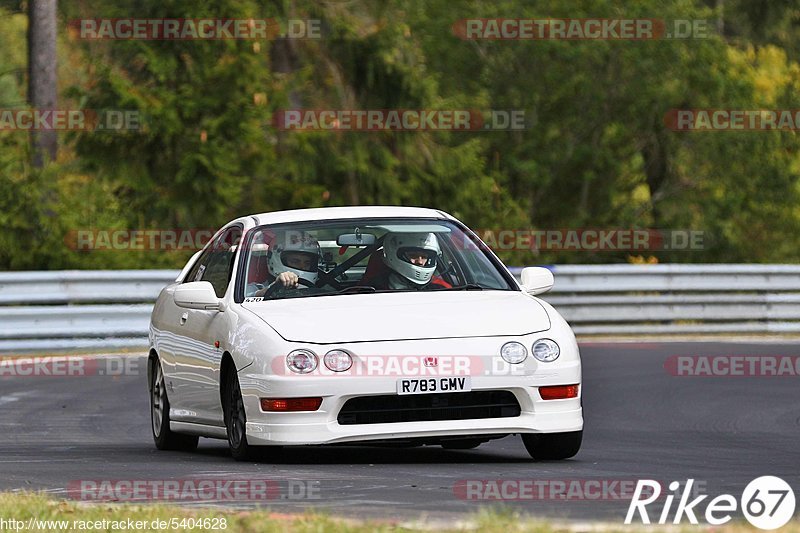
[186,225,242,298]
[184,247,213,284]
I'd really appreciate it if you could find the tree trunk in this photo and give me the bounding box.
[28,0,58,167]
[642,131,668,226]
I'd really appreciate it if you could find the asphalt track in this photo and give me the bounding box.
[1,342,798,525]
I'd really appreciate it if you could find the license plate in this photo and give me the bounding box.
[396,376,472,395]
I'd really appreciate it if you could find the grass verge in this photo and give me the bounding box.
[0,493,797,532]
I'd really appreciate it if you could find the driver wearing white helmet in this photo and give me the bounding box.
[254,230,321,297]
[367,232,451,290]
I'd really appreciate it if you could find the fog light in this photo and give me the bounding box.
[532,338,560,362]
[500,342,528,364]
[261,397,322,411]
[286,350,318,374]
[539,384,579,400]
[324,350,353,372]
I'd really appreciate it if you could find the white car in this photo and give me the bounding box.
[148,206,582,461]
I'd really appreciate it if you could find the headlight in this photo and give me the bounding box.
[532,339,560,362]
[500,341,528,364]
[324,349,353,372]
[286,350,318,374]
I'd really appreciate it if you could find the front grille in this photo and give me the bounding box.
[337,390,521,425]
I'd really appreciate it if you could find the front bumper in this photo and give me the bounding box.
[238,365,582,446]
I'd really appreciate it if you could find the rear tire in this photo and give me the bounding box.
[522,431,582,460]
[150,358,199,451]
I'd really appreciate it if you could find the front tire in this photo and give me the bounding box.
[150,358,199,451]
[223,367,259,461]
[522,431,582,460]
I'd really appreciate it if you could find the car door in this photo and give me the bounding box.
[155,244,214,422]
[168,225,242,425]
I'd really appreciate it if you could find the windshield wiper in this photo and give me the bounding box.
[447,283,485,290]
[335,286,377,295]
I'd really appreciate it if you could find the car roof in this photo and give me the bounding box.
[249,206,453,226]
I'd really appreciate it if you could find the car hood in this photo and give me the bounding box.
[242,290,551,344]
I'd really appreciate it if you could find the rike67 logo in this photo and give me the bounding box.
[625,477,795,530]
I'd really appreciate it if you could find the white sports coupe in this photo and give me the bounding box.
[148,206,582,461]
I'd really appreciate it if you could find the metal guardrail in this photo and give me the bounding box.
[0,270,178,352]
[1,265,799,352]
[511,264,800,335]
[0,270,178,305]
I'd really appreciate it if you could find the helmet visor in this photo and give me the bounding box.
[281,251,318,273]
[397,247,437,268]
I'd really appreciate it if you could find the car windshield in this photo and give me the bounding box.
[241,218,514,300]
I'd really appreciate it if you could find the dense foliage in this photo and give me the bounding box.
[2,0,800,269]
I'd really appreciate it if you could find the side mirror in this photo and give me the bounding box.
[520,267,554,295]
[174,281,221,310]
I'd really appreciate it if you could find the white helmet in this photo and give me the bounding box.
[267,230,320,284]
[383,232,440,286]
